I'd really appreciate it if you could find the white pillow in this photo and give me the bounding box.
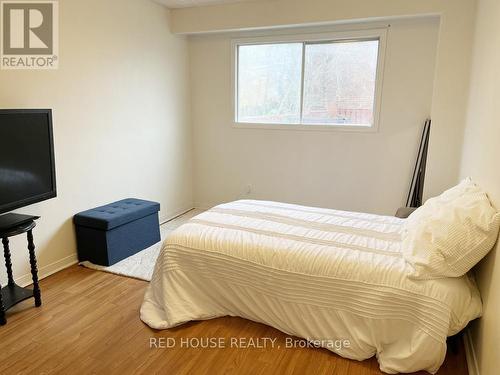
[402,178,500,279]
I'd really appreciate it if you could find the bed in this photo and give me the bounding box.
[141,199,483,374]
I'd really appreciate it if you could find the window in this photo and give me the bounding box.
[233,30,386,130]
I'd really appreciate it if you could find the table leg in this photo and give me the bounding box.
[0,280,5,325]
[2,237,14,286]
[27,230,42,307]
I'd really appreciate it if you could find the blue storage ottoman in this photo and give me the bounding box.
[74,198,161,266]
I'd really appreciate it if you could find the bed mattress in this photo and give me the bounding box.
[141,200,482,374]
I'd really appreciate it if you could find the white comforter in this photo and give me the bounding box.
[141,200,482,374]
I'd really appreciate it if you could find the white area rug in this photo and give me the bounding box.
[80,209,203,281]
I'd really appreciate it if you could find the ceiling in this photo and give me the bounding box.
[155,0,261,9]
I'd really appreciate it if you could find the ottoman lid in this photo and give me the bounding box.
[74,198,160,230]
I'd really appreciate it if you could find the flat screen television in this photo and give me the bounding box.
[0,109,57,215]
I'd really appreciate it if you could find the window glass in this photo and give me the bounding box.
[302,40,379,126]
[237,43,302,124]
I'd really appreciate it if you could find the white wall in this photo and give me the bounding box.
[0,0,193,286]
[460,0,500,374]
[173,0,477,203]
[190,18,439,214]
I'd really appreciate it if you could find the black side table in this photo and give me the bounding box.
[0,216,42,325]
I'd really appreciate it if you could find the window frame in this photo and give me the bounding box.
[231,28,388,132]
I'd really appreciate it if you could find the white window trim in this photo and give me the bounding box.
[231,28,388,133]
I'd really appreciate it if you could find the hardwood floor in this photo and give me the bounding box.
[0,265,469,375]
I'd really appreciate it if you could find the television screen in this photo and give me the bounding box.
[0,109,56,214]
